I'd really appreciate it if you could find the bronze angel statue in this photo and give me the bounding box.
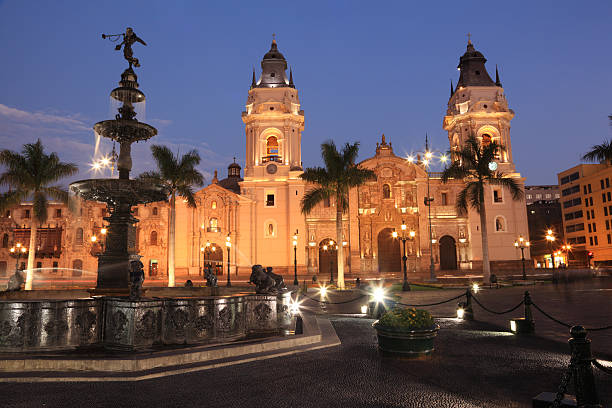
[102,27,147,68]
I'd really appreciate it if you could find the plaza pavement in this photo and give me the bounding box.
[0,279,610,407]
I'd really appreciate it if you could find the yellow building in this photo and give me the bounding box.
[0,39,530,282]
[558,163,612,266]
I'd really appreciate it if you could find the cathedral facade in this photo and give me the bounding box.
[0,39,529,282]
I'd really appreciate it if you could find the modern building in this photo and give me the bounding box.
[558,163,612,267]
[0,39,530,282]
[525,185,559,205]
[526,200,564,267]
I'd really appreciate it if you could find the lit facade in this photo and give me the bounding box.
[0,40,531,281]
[558,163,612,266]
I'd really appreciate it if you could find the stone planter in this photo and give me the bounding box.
[372,321,440,356]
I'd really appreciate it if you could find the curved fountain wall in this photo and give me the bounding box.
[0,293,292,352]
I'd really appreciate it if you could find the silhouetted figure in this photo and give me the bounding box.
[6,270,24,292]
[184,279,193,288]
[129,258,145,299]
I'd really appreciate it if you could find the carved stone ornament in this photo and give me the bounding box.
[111,310,128,341]
[44,319,69,342]
[254,303,272,327]
[136,310,158,341]
[76,310,97,341]
[218,306,232,331]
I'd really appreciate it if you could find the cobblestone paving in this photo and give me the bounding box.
[1,316,611,407]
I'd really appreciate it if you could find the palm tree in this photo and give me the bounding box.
[582,115,612,163]
[300,141,376,289]
[0,140,78,290]
[441,136,523,282]
[139,145,204,287]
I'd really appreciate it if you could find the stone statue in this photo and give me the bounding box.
[205,266,218,287]
[103,27,147,68]
[6,270,24,292]
[129,257,145,299]
[265,267,287,292]
[249,265,287,294]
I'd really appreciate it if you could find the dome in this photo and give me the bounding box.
[455,41,496,89]
[256,39,290,88]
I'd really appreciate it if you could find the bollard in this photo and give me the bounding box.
[295,315,303,335]
[569,326,601,407]
[463,289,474,320]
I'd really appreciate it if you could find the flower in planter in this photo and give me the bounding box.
[378,307,434,330]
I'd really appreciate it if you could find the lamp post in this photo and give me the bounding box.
[561,243,572,268]
[545,229,556,269]
[9,243,27,273]
[324,241,335,284]
[292,230,298,286]
[514,235,530,280]
[393,221,416,291]
[225,234,231,287]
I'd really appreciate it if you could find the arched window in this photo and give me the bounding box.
[211,201,217,209]
[383,184,391,199]
[150,231,158,245]
[209,218,218,232]
[152,207,158,216]
[266,136,279,161]
[495,217,505,232]
[75,228,83,245]
[1,234,8,248]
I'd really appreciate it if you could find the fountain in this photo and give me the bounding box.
[0,29,292,353]
[70,28,167,296]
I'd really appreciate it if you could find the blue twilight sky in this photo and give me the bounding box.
[0,1,611,185]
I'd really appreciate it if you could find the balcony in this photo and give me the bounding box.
[206,227,220,233]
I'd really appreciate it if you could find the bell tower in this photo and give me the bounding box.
[242,38,305,179]
[443,39,516,174]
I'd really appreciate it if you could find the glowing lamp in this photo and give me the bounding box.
[372,287,385,304]
[509,318,534,334]
[360,305,368,314]
[471,283,479,293]
[100,227,107,235]
[392,231,398,238]
[91,235,97,243]
[456,307,465,319]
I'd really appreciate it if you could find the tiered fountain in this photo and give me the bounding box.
[0,29,291,353]
[70,28,168,296]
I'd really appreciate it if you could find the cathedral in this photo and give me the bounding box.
[0,39,529,282]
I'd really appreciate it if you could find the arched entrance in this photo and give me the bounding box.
[377,228,401,273]
[318,239,337,282]
[203,243,224,275]
[439,235,457,270]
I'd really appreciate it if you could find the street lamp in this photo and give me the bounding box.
[561,243,572,268]
[545,229,556,269]
[225,234,231,287]
[9,243,27,273]
[324,240,335,284]
[393,221,416,291]
[407,135,446,282]
[292,230,299,286]
[514,235,530,280]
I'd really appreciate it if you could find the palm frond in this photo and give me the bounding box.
[488,173,524,201]
[582,140,612,163]
[299,167,332,185]
[176,185,197,208]
[345,166,376,188]
[301,186,333,214]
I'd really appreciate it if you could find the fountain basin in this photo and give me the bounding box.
[0,293,292,352]
[70,178,168,205]
[94,119,157,143]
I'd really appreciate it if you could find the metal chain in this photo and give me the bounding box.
[592,359,612,375]
[531,301,573,328]
[302,293,367,305]
[553,358,575,408]
[396,292,466,307]
[471,295,524,315]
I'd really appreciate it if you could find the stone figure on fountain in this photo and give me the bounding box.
[129,256,145,299]
[249,265,287,294]
[6,270,24,292]
[103,27,147,68]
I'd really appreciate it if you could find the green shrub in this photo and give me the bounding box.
[378,307,434,330]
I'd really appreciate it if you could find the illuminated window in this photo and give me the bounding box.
[211,201,217,209]
[266,136,279,156]
[209,218,218,232]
